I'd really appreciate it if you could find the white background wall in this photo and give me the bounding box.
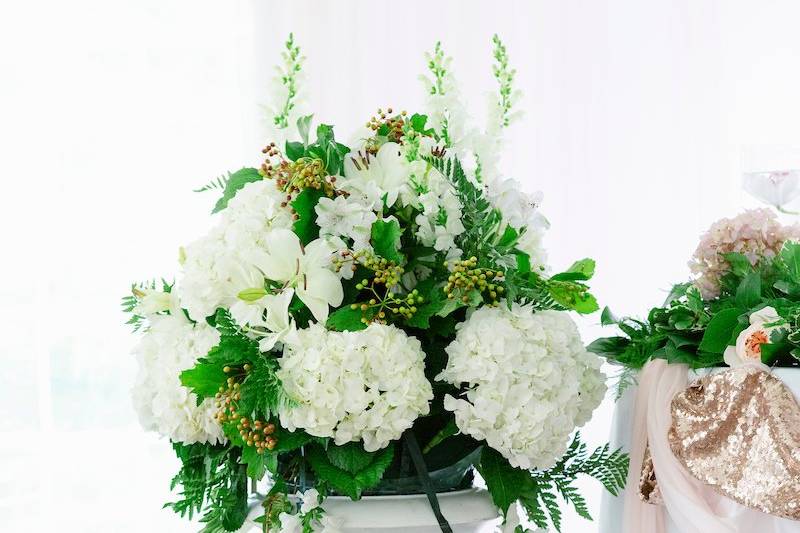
[3,1,800,531]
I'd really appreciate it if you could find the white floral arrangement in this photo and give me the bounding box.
[124,34,626,533]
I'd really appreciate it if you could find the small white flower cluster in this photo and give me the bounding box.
[315,194,377,251]
[277,489,342,533]
[415,167,465,257]
[277,323,433,452]
[438,305,606,470]
[131,314,225,445]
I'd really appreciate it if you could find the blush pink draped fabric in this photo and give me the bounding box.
[621,359,799,533]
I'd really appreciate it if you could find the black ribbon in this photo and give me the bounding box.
[404,431,453,533]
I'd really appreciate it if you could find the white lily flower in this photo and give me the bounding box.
[254,229,343,323]
[342,142,410,209]
[258,288,297,352]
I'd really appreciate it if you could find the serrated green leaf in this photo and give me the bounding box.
[180,361,227,399]
[477,446,526,516]
[326,306,368,331]
[211,168,262,213]
[325,442,376,474]
[550,258,596,282]
[306,444,394,500]
[240,444,267,480]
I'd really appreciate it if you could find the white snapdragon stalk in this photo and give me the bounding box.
[438,305,606,469]
[277,323,433,451]
[131,314,224,445]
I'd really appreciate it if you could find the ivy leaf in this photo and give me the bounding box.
[327,306,368,332]
[211,168,262,214]
[325,442,376,474]
[371,218,404,263]
[291,188,324,245]
[180,361,227,399]
[477,446,526,516]
[306,444,394,500]
[698,308,742,354]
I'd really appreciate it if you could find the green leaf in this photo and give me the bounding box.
[477,446,527,516]
[240,444,267,480]
[550,259,596,282]
[600,306,618,326]
[735,272,761,309]
[180,361,227,398]
[436,297,465,318]
[237,287,267,302]
[515,252,531,275]
[422,419,459,454]
[781,241,800,281]
[285,141,305,161]
[406,285,446,329]
[272,427,316,453]
[306,444,394,499]
[371,218,403,263]
[723,252,754,278]
[409,113,429,133]
[586,336,629,358]
[698,308,742,354]
[327,306,368,331]
[326,443,376,474]
[291,188,325,245]
[211,168,262,213]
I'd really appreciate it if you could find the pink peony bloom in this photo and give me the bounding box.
[689,208,800,299]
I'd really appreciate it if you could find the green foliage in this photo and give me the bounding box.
[237,353,285,421]
[326,306,368,332]
[121,279,172,331]
[194,173,230,193]
[291,188,325,245]
[478,434,629,533]
[325,442,378,474]
[306,443,394,500]
[591,240,800,369]
[371,218,404,263]
[165,442,249,532]
[210,168,262,214]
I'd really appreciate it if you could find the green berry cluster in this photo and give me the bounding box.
[445,256,505,304]
[214,364,277,454]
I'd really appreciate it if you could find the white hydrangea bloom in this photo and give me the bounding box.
[438,305,606,470]
[277,323,433,452]
[177,179,293,322]
[131,314,224,444]
[315,194,377,250]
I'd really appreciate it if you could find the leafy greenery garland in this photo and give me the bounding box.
[590,242,800,385]
[125,35,628,533]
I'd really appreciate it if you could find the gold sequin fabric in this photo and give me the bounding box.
[638,443,663,505]
[668,366,800,521]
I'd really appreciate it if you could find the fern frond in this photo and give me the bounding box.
[195,173,230,193]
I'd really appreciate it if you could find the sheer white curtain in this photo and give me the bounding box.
[3,1,800,531]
